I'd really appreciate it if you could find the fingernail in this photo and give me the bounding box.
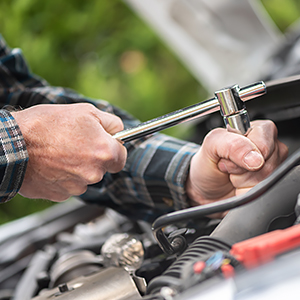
[244,151,264,169]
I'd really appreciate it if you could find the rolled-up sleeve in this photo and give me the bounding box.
[0,110,28,202]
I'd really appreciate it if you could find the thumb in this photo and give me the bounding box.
[243,150,264,170]
[218,149,264,174]
[205,129,265,172]
[95,110,124,135]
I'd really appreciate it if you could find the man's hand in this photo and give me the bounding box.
[12,103,127,201]
[186,120,288,216]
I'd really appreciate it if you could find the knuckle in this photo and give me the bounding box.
[76,103,99,118]
[280,142,289,160]
[94,141,126,173]
[59,178,89,196]
[258,119,273,126]
[85,171,104,185]
[227,136,248,157]
[67,184,88,196]
[202,128,226,149]
[73,185,88,195]
[253,119,275,128]
[98,143,116,162]
[258,120,278,141]
[114,115,124,131]
[49,193,71,202]
[257,143,269,158]
[264,119,276,128]
[78,102,95,111]
[264,120,278,139]
[204,128,225,140]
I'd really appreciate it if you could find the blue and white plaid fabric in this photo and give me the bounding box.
[0,110,28,202]
[0,35,199,220]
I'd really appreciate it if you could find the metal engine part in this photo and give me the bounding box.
[101,233,144,272]
[32,267,142,300]
[49,250,103,288]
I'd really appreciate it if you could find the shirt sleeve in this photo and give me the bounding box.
[82,133,199,222]
[0,110,28,202]
[0,35,199,220]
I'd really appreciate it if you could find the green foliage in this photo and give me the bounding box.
[262,0,300,31]
[0,0,204,125]
[0,195,53,225]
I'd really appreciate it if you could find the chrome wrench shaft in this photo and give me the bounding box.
[113,81,266,143]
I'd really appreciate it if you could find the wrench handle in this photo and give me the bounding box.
[113,81,266,142]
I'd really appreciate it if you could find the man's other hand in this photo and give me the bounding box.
[186,120,288,217]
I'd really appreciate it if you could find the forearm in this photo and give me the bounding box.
[0,35,201,217]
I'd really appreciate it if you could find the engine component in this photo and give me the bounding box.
[13,247,56,300]
[32,267,142,300]
[211,165,300,244]
[146,165,300,297]
[49,250,103,288]
[101,233,144,272]
[146,236,231,295]
[230,223,300,269]
[173,247,300,300]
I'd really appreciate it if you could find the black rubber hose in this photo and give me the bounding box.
[211,166,300,244]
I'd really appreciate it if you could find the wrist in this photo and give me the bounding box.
[185,174,205,206]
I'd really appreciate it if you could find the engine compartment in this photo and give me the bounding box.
[1,76,300,300]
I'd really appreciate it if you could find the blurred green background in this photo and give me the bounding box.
[0,0,299,223]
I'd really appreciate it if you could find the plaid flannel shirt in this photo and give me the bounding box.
[0,35,199,221]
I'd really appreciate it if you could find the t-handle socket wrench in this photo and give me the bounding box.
[113,81,266,142]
